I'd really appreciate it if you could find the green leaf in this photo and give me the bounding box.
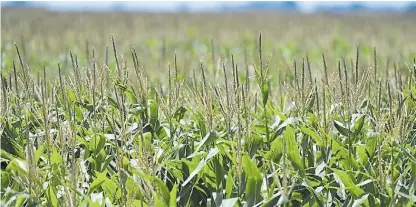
[126,176,143,201]
[89,134,105,155]
[266,136,283,163]
[102,175,120,202]
[51,147,62,165]
[170,184,178,207]
[1,123,24,158]
[6,158,27,176]
[396,191,416,202]
[332,168,364,198]
[214,156,224,191]
[400,147,416,163]
[261,80,270,106]
[242,154,262,207]
[301,127,323,147]
[206,147,220,160]
[285,125,304,173]
[35,145,45,164]
[89,193,104,207]
[357,145,368,166]
[101,154,116,172]
[88,171,108,195]
[67,88,77,103]
[14,194,30,207]
[301,180,325,207]
[261,192,282,207]
[352,194,369,207]
[47,185,59,207]
[193,112,207,138]
[107,96,119,109]
[154,194,168,207]
[182,148,219,187]
[133,200,148,207]
[154,177,170,205]
[124,87,138,104]
[334,120,351,136]
[75,104,83,122]
[193,131,219,154]
[148,100,159,127]
[220,198,239,207]
[1,171,11,189]
[365,137,377,159]
[249,133,263,158]
[328,135,359,170]
[351,114,365,135]
[212,192,223,207]
[174,106,187,121]
[274,117,300,132]
[225,171,233,199]
[1,148,17,162]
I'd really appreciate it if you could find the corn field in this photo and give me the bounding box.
[1,8,416,207]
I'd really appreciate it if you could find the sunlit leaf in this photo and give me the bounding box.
[285,125,304,173]
[333,168,364,198]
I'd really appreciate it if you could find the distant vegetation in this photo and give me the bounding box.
[2,1,415,13]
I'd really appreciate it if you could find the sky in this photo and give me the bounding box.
[4,1,413,12]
